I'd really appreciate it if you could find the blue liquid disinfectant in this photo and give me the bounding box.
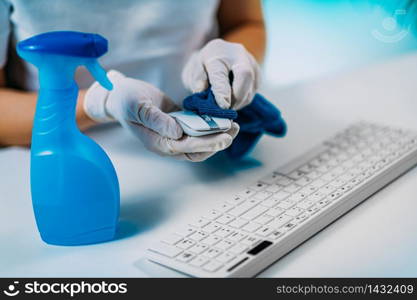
[17,31,120,245]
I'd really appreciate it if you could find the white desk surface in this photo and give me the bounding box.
[1,54,417,277]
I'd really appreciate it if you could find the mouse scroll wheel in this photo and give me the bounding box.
[200,115,220,130]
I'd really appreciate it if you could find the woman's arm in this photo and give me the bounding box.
[217,0,266,63]
[0,67,96,146]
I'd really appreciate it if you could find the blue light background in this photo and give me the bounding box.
[263,0,417,86]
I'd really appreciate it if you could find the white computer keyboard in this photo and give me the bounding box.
[146,122,417,277]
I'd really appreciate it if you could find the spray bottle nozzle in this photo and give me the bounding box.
[17,31,113,90]
[86,61,113,90]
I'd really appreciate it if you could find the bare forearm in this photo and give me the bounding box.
[221,23,266,63]
[218,0,266,63]
[0,88,95,146]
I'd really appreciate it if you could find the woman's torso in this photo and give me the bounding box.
[5,0,219,100]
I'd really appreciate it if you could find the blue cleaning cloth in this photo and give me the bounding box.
[183,89,238,119]
[183,88,287,159]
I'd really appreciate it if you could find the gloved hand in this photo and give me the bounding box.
[84,70,239,162]
[182,39,260,110]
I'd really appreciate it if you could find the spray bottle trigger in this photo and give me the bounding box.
[86,61,113,91]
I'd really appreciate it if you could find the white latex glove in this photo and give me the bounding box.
[84,70,239,162]
[182,38,261,110]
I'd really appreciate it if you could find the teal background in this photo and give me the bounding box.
[263,0,417,85]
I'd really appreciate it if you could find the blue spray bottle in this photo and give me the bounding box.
[17,31,120,246]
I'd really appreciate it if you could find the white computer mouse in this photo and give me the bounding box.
[169,111,232,137]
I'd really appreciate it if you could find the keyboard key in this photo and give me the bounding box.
[226,196,246,206]
[177,251,195,263]
[203,222,221,234]
[216,240,234,251]
[202,210,222,221]
[215,227,234,238]
[248,182,268,191]
[175,226,196,237]
[309,178,328,189]
[228,243,248,255]
[332,178,347,188]
[345,147,358,156]
[260,173,283,184]
[299,164,316,174]
[216,214,235,225]
[319,151,332,161]
[242,222,262,233]
[362,148,373,157]
[316,165,331,174]
[295,176,312,186]
[229,218,249,229]
[261,197,281,208]
[149,242,182,258]
[342,159,355,169]
[306,170,322,180]
[270,230,285,239]
[295,214,309,223]
[161,234,183,245]
[351,153,364,163]
[298,185,318,196]
[317,199,330,208]
[240,236,260,246]
[241,205,268,220]
[331,166,345,176]
[282,222,297,231]
[269,214,293,228]
[189,256,209,268]
[265,206,284,217]
[286,207,304,217]
[253,214,273,225]
[287,192,307,203]
[201,235,221,246]
[236,188,257,199]
[228,200,257,217]
[339,184,352,194]
[247,197,263,205]
[297,200,314,210]
[275,192,293,203]
[255,226,275,237]
[307,205,320,215]
[317,185,336,196]
[203,260,223,272]
[308,192,325,202]
[176,238,195,250]
[228,232,247,242]
[327,171,340,180]
[276,200,295,209]
[283,183,301,193]
[335,153,349,162]
[276,176,294,186]
[328,158,340,166]
[253,191,272,201]
[189,230,209,242]
[216,252,235,263]
[310,157,326,167]
[287,170,305,180]
[189,244,209,254]
[265,184,282,193]
[328,191,342,201]
[204,248,222,258]
[189,217,210,228]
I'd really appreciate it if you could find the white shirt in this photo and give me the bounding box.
[0,0,219,100]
